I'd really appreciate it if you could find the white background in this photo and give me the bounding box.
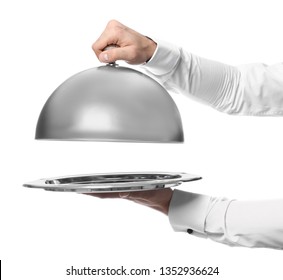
[1,0,283,279]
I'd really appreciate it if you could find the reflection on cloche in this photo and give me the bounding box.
[35,64,184,143]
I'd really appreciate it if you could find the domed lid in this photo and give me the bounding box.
[35,63,184,143]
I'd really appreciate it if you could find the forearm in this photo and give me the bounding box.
[144,41,283,116]
[212,199,283,249]
[168,190,283,249]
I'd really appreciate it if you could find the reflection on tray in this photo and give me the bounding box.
[45,173,181,185]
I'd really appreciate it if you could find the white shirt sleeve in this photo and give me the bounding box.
[168,190,283,249]
[144,41,283,248]
[143,40,283,116]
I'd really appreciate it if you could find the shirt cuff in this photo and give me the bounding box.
[143,40,181,76]
[168,190,211,235]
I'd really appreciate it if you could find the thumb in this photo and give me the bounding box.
[98,50,114,63]
[98,46,133,64]
[98,45,120,63]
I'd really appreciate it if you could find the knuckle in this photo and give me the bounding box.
[107,19,126,36]
[115,27,124,38]
[107,19,120,28]
[91,42,100,54]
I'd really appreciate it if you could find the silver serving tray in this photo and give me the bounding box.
[23,172,201,193]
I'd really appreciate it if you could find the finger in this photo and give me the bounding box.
[119,192,130,199]
[92,20,125,59]
[98,46,138,64]
[92,34,117,59]
[83,192,121,199]
[83,191,131,199]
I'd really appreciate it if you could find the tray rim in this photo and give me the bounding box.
[23,172,202,193]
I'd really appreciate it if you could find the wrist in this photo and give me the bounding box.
[142,40,181,75]
[144,36,157,63]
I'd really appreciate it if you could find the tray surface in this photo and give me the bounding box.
[23,172,201,193]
